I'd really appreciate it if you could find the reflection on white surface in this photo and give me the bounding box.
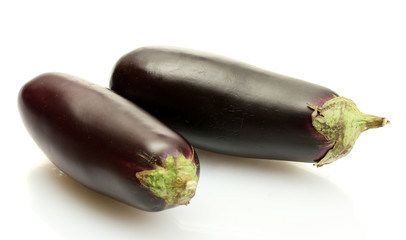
[28,163,179,240]
[27,150,364,240]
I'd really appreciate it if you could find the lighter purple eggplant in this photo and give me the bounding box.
[19,72,199,211]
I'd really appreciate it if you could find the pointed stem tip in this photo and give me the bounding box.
[360,114,390,130]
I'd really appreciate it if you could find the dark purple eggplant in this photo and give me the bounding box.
[18,73,199,212]
[110,46,389,167]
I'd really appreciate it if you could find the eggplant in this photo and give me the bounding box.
[18,73,199,212]
[110,46,389,167]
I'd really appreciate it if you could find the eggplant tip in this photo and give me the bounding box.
[135,154,198,205]
[310,96,389,167]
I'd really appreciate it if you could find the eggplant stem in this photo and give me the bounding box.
[308,97,389,167]
[135,154,198,205]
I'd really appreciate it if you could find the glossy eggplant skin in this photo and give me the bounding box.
[19,73,199,212]
[110,47,338,163]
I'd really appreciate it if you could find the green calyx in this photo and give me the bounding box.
[308,96,389,167]
[136,154,198,205]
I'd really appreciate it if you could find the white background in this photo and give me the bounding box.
[1,1,405,239]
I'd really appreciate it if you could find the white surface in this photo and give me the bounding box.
[1,1,405,239]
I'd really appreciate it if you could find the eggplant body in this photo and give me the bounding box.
[19,73,199,211]
[110,47,338,163]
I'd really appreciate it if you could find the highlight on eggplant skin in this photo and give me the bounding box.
[110,46,389,167]
[18,72,199,212]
